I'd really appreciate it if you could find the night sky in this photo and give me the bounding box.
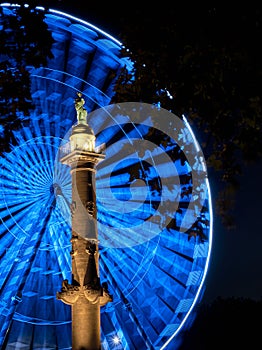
[49,1,262,303]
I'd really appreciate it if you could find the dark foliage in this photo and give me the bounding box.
[0,1,54,153]
[1,3,261,228]
[112,6,262,228]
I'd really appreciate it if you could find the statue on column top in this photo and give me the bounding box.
[74,92,87,124]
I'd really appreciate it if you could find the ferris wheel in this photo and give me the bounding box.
[0,5,213,350]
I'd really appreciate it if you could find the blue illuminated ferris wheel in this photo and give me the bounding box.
[0,4,213,350]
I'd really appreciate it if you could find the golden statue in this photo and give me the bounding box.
[74,92,87,124]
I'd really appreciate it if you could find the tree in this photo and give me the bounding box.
[0,1,54,153]
[112,6,262,228]
[1,4,261,227]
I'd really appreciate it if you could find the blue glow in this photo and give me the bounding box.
[160,178,213,349]
[48,8,122,46]
[0,3,122,46]
[0,4,213,350]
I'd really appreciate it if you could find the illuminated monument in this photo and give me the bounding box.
[57,93,112,349]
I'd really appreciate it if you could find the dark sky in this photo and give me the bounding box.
[48,1,262,303]
[48,1,219,39]
[204,161,262,302]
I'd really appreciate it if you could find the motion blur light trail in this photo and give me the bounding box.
[0,4,213,349]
